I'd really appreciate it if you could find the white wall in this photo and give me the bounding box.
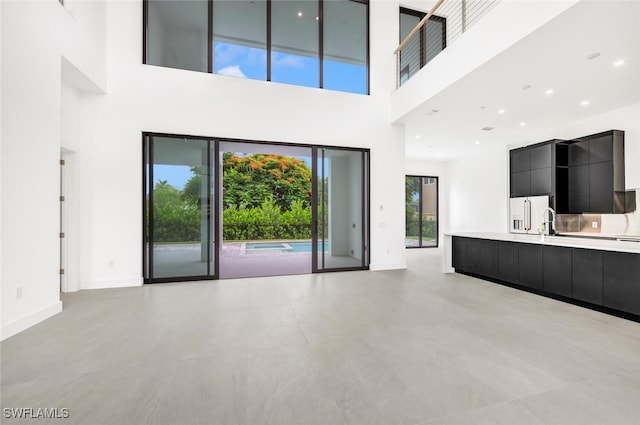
[446,146,509,233]
[1,0,107,339]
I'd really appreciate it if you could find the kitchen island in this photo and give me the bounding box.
[443,232,640,319]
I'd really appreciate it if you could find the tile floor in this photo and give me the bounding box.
[2,249,640,424]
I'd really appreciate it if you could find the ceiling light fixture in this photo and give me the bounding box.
[315,16,319,21]
[415,135,421,139]
[521,84,532,91]
[581,100,590,106]
[545,89,554,95]
[498,109,505,114]
[587,52,601,60]
[613,59,626,67]
[519,122,526,126]
[297,11,303,17]
[475,141,481,145]
[437,153,444,158]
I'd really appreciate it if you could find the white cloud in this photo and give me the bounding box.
[272,54,306,69]
[217,65,247,78]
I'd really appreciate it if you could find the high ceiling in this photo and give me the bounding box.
[400,0,640,161]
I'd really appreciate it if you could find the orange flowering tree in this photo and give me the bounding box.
[222,153,311,211]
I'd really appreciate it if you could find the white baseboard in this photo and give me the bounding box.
[81,277,143,290]
[369,262,407,271]
[1,301,63,341]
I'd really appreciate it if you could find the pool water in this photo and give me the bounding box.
[287,241,328,253]
[245,241,328,253]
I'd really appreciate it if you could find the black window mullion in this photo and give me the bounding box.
[319,0,324,89]
[267,0,272,81]
[208,0,213,73]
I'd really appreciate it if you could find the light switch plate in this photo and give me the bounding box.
[592,221,598,228]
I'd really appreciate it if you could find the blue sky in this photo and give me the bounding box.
[214,41,366,94]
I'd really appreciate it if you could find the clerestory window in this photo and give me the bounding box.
[144,0,369,95]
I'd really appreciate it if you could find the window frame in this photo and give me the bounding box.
[399,7,446,70]
[142,0,370,95]
[405,175,439,249]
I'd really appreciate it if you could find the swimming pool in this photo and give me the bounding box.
[244,241,328,253]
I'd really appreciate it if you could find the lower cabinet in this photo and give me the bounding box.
[603,251,640,315]
[572,248,603,305]
[518,244,542,290]
[452,237,640,318]
[497,241,518,284]
[542,246,572,297]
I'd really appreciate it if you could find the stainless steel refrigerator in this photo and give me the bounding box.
[509,195,550,234]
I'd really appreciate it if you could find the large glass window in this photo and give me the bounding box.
[144,0,369,94]
[323,0,368,94]
[213,0,267,80]
[146,0,209,72]
[271,0,320,88]
[405,176,438,248]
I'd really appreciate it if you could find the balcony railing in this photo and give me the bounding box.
[394,0,501,88]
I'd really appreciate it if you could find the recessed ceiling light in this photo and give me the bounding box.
[613,59,626,67]
[481,126,494,131]
[475,140,481,145]
[522,84,532,91]
[519,121,526,126]
[545,89,555,95]
[297,11,303,17]
[315,16,319,21]
[415,135,421,139]
[437,153,444,157]
[587,52,601,60]
[479,106,486,110]
[498,109,505,114]
[581,100,590,106]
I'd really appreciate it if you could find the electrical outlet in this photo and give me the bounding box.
[592,221,598,229]
[16,287,22,299]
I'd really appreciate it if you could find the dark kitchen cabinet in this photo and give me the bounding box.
[530,144,552,169]
[452,237,639,319]
[568,164,589,213]
[542,246,572,297]
[510,140,562,201]
[531,168,552,196]
[603,251,640,315]
[511,171,531,198]
[518,244,542,290]
[572,248,603,305]
[567,130,625,213]
[511,149,530,173]
[497,241,519,284]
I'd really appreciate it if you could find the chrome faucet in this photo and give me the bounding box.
[542,207,556,235]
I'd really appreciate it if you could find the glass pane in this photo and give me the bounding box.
[399,12,421,84]
[152,137,209,278]
[420,177,438,246]
[271,0,319,88]
[424,19,444,64]
[213,0,267,80]
[323,0,367,94]
[405,176,420,247]
[146,0,209,72]
[318,148,365,270]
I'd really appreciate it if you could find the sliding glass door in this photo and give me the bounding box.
[144,135,217,282]
[405,175,438,248]
[144,134,369,282]
[313,147,369,271]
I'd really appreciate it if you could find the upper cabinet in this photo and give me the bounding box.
[509,141,556,198]
[510,130,628,214]
[567,130,625,214]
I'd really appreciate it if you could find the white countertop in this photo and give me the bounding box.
[446,232,640,254]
